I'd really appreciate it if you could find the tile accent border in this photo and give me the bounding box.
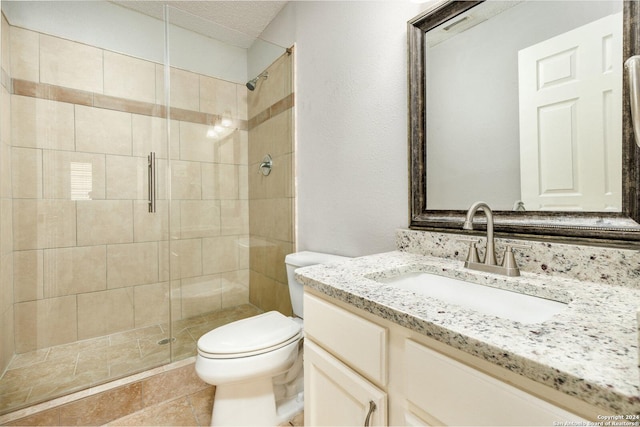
[0,357,211,426]
[12,78,295,133]
[248,93,295,130]
[12,79,249,131]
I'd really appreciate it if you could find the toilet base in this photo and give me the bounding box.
[211,376,303,426]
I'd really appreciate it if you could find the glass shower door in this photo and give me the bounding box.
[1,1,172,414]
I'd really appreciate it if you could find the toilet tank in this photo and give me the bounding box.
[285,251,350,319]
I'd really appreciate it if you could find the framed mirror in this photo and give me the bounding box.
[408,0,640,243]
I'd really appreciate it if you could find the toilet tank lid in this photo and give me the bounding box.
[285,251,350,268]
[198,311,301,355]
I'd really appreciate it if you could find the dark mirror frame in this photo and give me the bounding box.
[408,0,640,244]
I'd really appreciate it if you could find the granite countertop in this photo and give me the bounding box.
[296,250,640,416]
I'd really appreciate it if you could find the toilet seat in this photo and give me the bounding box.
[198,311,302,359]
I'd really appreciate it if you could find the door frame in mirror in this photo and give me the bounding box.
[408,0,640,243]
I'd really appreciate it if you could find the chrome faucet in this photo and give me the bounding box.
[462,201,527,277]
[463,201,497,266]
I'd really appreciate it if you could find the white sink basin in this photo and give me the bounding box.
[377,272,567,324]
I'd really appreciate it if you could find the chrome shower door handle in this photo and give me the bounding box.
[625,55,640,148]
[148,152,156,213]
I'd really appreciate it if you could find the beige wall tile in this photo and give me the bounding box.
[1,87,10,147]
[168,68,199,112]
[220,269,249,309]
[237,85,248,121]
[1,307,15,385]
[199,75,237,117]
[75,105,132,156]
[13,199,76,250]
[167,239,202,280]
[179,121,216,163]
[216,130,247,165]
[77,288,134,340]
[10,26,39,82]
[1,252,14,315]
[170,280,182,321]
[275,281,293,316]
[12,95,75,151]
[171,160,201,200]
[132,115,178,160]
[239,165,249,201]
[220,200,248,235]
[106,155,147,200]
[202,236,245,275]
[0,198,13,255]
[76,200,133,246]
[248,53,292,119]
[154,158,170,201]
[107,242,158,289]
[42,150,106,200]
[201,163,238,200]
[2,14,10,74]
[200,163,216,200]
[40,34,103,93]
[179,200,220,239]
[134,200,170,242]
[14,295,77,352]
[181,275,222,318]
[12,147,42,199]
[134,282,169,328]
[248,110,292,164]
[218,164,240,199]
[43,245,107,297]
[0,142,11,200]
[249,198,293,242]
[14,250,43,303]
[248,270,278,312]
[249,152,293,200]
[104,51,156,104]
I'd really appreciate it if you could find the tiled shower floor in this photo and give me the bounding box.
[0,304,263,416]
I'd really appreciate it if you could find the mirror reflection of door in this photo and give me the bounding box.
[518,13,622,211]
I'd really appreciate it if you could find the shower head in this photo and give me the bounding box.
[246,71,268,91]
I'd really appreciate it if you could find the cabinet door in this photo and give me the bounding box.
[305,339,387,426]
[405,340,586,426]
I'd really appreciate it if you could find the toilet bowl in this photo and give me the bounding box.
[195,251,349,426]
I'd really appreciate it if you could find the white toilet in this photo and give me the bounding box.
[195,251,349,426]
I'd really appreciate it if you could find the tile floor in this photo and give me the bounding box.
[0,304,263,416]
[105,388,304,427]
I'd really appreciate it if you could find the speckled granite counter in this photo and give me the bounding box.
[296,247,640,415]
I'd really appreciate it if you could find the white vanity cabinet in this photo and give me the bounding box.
[403,340,586,426]
[304,290,594,426]
[304,293,388,426]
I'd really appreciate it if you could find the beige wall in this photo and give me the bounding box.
[248,51,296,315]
[0,14,15,374]
[8,25,251,354]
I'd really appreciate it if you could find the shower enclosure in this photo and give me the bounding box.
[0,2,295,415]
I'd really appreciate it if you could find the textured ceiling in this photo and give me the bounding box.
[112,1,288,48]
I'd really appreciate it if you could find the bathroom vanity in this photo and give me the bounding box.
[298,231,640,425]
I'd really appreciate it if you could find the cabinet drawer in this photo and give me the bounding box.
[304,293,387,385]
[405,339,585,426]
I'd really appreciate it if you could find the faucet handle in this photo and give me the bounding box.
[457,238,481,264]
[501,243,531,272]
